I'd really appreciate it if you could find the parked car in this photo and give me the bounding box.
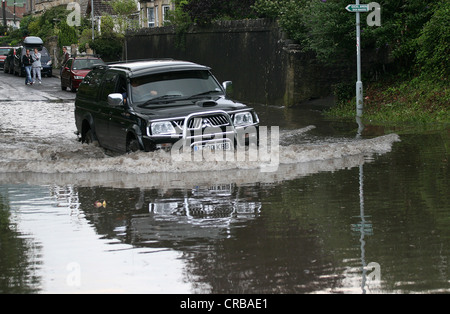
[61,56,106,92]
[14,36,52,77]
[3,47,18,74]
[75,59,259,153]
[0,46,12,69]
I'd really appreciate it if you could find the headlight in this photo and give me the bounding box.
[150,121,176,135]
[46,60,52,66]
[234,112,254,126]
[74,76,84,80]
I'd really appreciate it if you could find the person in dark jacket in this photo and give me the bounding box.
[60,46,70,76]
[22,49,33,85]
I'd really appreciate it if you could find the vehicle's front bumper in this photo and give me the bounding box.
[141,110,259,152]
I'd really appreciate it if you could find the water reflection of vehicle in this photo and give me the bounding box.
[150,185,261,220]
[77,184,261,248]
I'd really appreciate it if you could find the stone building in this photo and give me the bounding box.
[26,0,90,15]
[1,0,26,29]
[139,0,174,28]
[23,0,175,29]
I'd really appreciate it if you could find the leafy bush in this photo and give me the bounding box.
[58,21,78,48]
[181,0,257,25]
[416,0,450,80]
[89,36,123,62]
[252,0,446,80]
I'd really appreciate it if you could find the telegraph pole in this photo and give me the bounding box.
[2,0,6,29]
[91,0,95,40]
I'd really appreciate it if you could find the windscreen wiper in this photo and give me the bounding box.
[137,94,183,107]
[187,90,222,99]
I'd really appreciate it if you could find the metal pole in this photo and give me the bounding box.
[2,0,6,29]
[91,0,95,40]
[356,0,363,117]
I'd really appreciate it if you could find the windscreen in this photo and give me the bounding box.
[0,48,10,55]
[73,59,106,70]
[130,70,223,105]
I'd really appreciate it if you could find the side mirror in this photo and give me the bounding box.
[222,81,233,97]
[108,93,124,107]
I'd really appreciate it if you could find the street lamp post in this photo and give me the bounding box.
[91,0,95,40]
[2,0,6,29]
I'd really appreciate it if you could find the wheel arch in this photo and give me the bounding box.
[80,114,96,143]
[126,125,144,152]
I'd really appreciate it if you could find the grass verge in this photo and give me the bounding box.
[325,77,449,128]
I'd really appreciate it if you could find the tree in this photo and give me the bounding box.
[182,0,257,25]
[58,20,78,48]
[416,0,449,80]
[253,0,444,78]
[109,0,139,34]
[88,0,138,61]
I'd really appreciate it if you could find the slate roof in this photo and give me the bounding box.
[86,0,115,17]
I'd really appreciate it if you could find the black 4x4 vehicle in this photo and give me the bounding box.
[75,60,259,153]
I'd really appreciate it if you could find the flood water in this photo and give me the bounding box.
[0,96,448,294]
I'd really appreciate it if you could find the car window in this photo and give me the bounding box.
[130,70,222,105]
[0,48,10,55]
[100,71,119,102]
[39,47,49,57]
[73,59,105,70]
[78,68,106,100]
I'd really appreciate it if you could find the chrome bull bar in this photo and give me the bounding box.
[181,110,236,150]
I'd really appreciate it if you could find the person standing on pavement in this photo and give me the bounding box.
[32,48,42,85]
[22,49,33,85]
[62,46,70,64]
[60,46,70,76]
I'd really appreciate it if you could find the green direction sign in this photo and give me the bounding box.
[346,4,369,12]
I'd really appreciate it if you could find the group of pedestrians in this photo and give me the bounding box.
[23,48,43,85]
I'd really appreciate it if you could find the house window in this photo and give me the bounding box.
[148,7,155,27]
[163,5,170,22]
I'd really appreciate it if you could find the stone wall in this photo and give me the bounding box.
[125,19,354,107]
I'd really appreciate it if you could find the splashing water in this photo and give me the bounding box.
[0,100,400,187]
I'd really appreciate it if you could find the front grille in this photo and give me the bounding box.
[174,113,231,130]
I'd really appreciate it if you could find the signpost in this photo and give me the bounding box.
[346,4,369,12]
[346,2,381,119]
[347,1,367,118]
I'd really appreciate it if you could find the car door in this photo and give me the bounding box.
[98,71,129,152]
[61,58,72,87]
[81,68,110,147]
[108,75,134,152]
